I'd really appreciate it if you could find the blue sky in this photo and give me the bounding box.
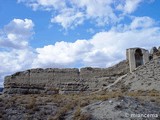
[0,0,160,87]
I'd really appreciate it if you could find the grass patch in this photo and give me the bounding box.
[0,90,160,119]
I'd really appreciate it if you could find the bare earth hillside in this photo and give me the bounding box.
[1,58,160,120]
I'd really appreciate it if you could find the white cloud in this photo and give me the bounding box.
[17,0,66,11]
[33,17,160,68]
[4,19,34,37]
[51,8,84,29]
[0,19,35,87]
[117,0,143,14]
[71,0,118,26]
[0,49,35,87]
[0,19,34,49]
[0,49,35,73]
[0,79,4,87]
[17,0,151,29]
[1,16,160,87]
[130,16,155,29]
[0,81,3,87]
[32,40,93,68]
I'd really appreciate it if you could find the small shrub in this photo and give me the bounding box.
[26,98,36,109]
[73,106,92,120]
[73,107,81,119]
[26,103,34,109]
[148,90,159,97]
[80,99,90,107]
[54,103,75,120]
[78,113,92,120]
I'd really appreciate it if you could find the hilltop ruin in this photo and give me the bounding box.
[3,47,160,94]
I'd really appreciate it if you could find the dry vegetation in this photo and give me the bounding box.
[0,90,160,120]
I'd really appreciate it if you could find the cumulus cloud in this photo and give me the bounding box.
[0,49,35,73]
[51,8,84,29]
[33,17,160,68]
[0,19,34,49]
[116,0,143,14]
[0,19,35,87]
[130,16,156,29]
[0,81,3,87]
[71,0,118,26]
[32,40,93,68]
[0,49,34,86]
[1,16,160,87]
[17,0,150,29]
[0,49,35,87]
[17,0,66,11]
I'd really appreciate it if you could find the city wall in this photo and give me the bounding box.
[4,60,129,94]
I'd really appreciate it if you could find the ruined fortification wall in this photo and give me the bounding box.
[80,60,129,91]
[4,68,80,94]
[4,60,129,94]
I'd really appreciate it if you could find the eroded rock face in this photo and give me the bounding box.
[80,96,160,120]
[109,57,160,92]
[3,60,129,94]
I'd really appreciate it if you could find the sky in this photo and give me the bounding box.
[0,0,160,87]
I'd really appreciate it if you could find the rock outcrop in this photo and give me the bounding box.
[3,60,129,94]
[108,57,160,92]
[79,96,160,120]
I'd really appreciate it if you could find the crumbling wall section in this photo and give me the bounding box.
[3,60,129,94]
[80,60,129,91]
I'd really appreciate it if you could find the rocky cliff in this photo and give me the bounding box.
[3,60,129,94]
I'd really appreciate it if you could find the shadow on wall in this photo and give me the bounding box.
[0,87,3,92]
[126,46,160,72]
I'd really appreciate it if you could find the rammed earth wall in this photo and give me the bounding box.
[3,60,129,94]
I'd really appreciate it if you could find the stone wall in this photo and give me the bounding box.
[3,60,129,94]
[80,60,129,91]
[126,48,149,72]
[4,68,80,94]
